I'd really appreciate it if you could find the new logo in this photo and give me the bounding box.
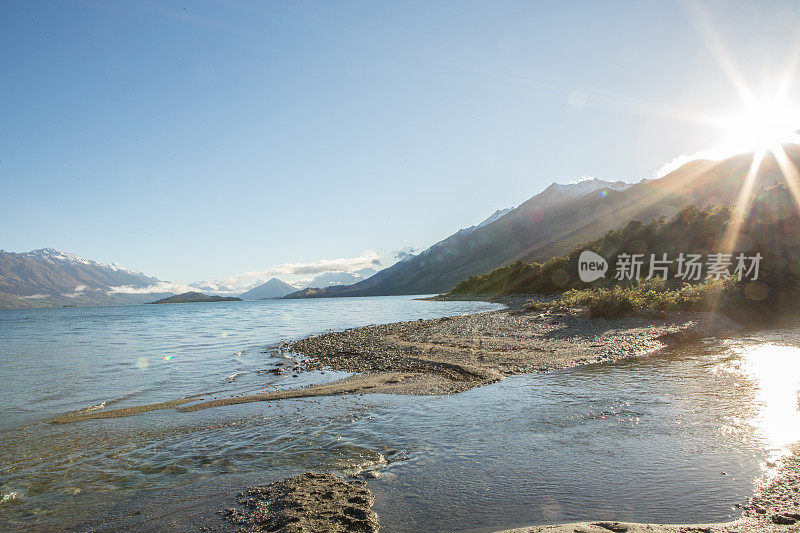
[578,250,608,282]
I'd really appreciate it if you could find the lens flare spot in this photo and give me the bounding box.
[135,357,150,370]
[599,190,607,198]
[162,355,172,361]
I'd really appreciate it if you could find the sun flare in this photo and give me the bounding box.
[718,99,800,154]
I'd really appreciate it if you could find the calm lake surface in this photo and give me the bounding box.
[1,296,799,531]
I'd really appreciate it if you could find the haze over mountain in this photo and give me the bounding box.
[237,268,379,300]
[284,148,799,298]
[299,268,378,289]
[0,248,169,309]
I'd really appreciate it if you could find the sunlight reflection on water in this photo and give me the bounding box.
[726,343,800,453]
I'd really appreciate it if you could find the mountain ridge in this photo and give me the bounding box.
[283,148,798,298]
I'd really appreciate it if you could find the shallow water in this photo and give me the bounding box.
[1,298,799,531]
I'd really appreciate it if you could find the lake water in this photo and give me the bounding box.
[1,297,799,531]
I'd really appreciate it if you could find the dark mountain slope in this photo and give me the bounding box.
[284,146,797,298]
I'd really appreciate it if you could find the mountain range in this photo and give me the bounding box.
[283,147,798,298]
[4,146,797,309]
[0,248,168,309]
[238,268,379,300]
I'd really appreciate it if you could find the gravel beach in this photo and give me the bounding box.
[177,306,739,413]
[53,305,740,421]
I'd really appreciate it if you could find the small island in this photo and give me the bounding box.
[148,291,242,304]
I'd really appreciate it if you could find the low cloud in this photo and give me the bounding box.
[108,251,382,295]
[656,154,701,178]
[218,251,381,290]
[569,175,597,184]
[63,285,91,298]
[108,281,195,295]
[393,246,417,260]
[655,148,734,178]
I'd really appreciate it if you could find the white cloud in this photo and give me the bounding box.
[63,285,102,298]
[108,281,195,295]
[214,251,381,290]
[655,148,730,178]
[107,251,382,295]
[569,175,597,184]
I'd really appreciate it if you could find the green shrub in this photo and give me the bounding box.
[555,277,729,318]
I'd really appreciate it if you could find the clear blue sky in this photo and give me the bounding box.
[2,0,799,284]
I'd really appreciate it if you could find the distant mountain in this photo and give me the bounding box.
[284,147,798,298]
[0,248,169,309]
[239,278,298,300]
[300,268,378,289]
[149,292,242,304]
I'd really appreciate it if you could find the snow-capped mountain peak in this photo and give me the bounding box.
[22,248,143,275]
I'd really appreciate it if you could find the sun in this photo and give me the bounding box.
[718,98,800,154]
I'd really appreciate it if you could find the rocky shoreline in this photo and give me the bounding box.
[177,306,740,413]
[52,304,741,421]
[282,305,739,397]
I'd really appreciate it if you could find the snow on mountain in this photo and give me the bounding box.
[541,178,633,202]
[474,208,514,230]
[20,248,144,275]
